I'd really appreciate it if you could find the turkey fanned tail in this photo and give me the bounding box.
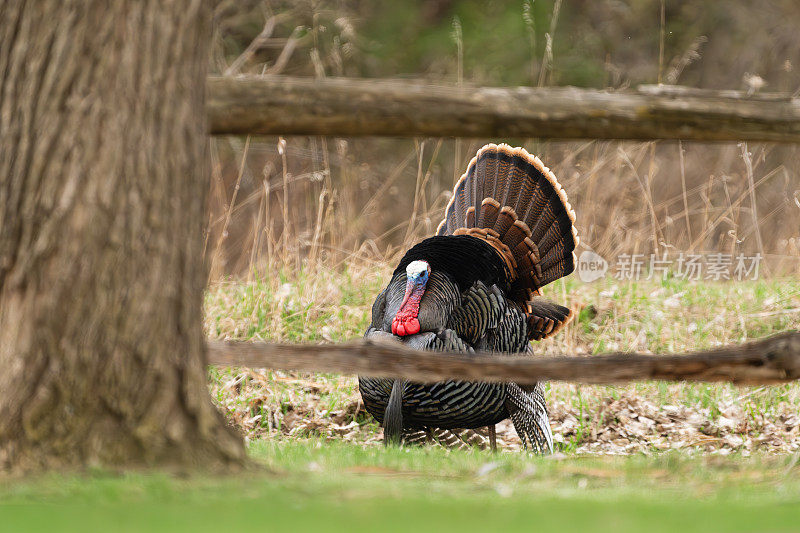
[436,143,579,340]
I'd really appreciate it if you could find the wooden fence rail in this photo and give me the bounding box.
[208,331,800,386]
[207,76,800,142]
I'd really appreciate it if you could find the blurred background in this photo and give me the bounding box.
[205,0,800,279]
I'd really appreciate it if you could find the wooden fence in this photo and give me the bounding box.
[207,76,800,142]
[205,75,800,385]
[208,332,800,386]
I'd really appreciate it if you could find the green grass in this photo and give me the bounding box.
[205,266,384,343]
[206,265,800,352]
[2,441,800,532]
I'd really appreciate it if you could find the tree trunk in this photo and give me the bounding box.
[0,1,245,471]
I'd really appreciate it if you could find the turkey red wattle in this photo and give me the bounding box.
[391,286,422,335]
[392,260,429,336]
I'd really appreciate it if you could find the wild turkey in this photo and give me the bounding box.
[358,143,578,453]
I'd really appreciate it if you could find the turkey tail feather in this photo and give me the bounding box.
[527,299,574,341]
[437,144,578,340]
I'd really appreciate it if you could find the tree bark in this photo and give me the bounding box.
[0,1,245,472]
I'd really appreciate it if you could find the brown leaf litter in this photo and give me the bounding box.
[211,369,800,455]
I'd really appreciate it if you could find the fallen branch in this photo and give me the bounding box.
[206,76,800,142]
[207,331,800,386]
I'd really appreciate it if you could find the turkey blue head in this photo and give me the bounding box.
[391,260,430,336]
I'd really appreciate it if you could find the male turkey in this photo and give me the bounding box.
[358,143,578,453]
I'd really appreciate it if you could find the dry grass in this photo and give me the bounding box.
[204,137,800,282]
[206,2,800,279]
